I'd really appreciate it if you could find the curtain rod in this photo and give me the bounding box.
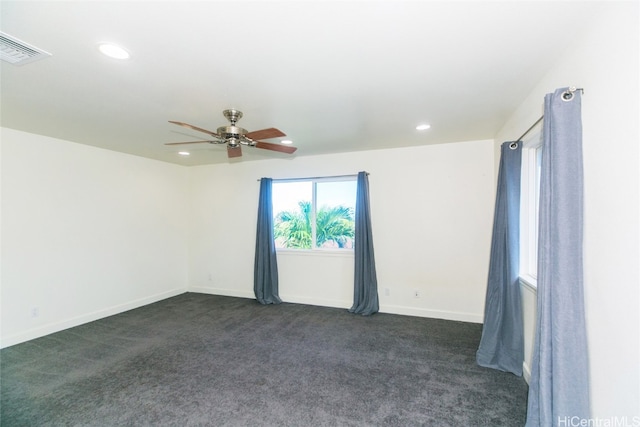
[257,173,368,182]
[514,87,584,142]
[515,116,544,142]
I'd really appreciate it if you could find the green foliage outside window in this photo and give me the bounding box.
[274,201,355,249]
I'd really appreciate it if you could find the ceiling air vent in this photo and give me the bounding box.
[0,32,51,65]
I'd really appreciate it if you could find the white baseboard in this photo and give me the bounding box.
[280,294,351,310]
[2,287,483,349]
[189,287,482,323]
[379,304,483,323]
[0,288,186,349]
[189,286,254,300]
[190,287,351,309]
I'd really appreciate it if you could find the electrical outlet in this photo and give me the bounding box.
[30,307,40,318]
[208,273,213,281]
[384,288,390,296]
[413,290,420,298]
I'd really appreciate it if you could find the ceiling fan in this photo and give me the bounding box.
[165,109,297,158]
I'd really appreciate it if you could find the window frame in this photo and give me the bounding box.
[272,175,357,252]
[519,127,542,288]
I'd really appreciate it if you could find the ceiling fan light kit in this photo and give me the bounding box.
[166,109,296,158]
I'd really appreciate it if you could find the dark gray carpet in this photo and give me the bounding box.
[1,293,528,426]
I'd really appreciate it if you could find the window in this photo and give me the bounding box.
[520,127,542,286]
[272,176,357,250]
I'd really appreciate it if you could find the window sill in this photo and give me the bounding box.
[519,275,538,291]
[276,249,354,259]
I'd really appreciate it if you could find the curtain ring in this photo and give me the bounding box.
[562,86,577,101]
[562,91,574,101]
[509,142,518,150]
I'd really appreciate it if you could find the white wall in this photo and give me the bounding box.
[0,128,189,347]
[495,2,639,419]
[188,140,495,323]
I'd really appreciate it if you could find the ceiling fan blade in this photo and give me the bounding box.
[255,141,297,154]
[245,127,286,140]
[169,121,220,138]
[227,145,243,158]
[164,140,212,145]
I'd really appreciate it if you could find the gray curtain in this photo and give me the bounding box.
[526,88,589,426]
[349,171,379,315]
[476,141,524,376]
[254,178,282,305]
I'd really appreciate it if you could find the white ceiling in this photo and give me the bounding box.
[1,1,606,166]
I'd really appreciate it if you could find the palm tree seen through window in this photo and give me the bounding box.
[272,178,357,250]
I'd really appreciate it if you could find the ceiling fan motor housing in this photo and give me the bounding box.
[217,125,247,147]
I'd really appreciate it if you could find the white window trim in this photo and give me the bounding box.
[519,126,542,288]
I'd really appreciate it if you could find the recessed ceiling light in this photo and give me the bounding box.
[98,43,130,59]
[178,151,190,156]
[281,140,293,145]
[416,124,431,131]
